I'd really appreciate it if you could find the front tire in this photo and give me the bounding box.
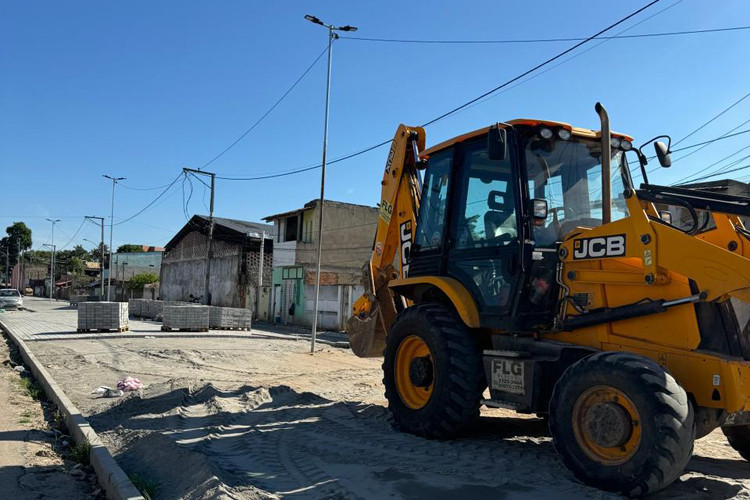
[722,425,750,461]
[383,303,485,439]
[549,352,695,497]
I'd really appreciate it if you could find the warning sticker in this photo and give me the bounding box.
[491,359,525,395]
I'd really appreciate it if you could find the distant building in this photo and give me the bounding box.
[160,215,273,317]
[263,199,377,330]
[102,250,163,301]
[665,179,749,230]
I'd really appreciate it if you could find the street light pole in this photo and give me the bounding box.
[85,216,106,298]
[304,14,357,354]
[46,219,60,300]
[103,175,125,301]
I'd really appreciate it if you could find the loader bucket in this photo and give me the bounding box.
[346,311,387,358]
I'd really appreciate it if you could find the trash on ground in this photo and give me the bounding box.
[91,386,111,394]
[116,376,142,392]
[103,388,124,398]
[13,365,26,373]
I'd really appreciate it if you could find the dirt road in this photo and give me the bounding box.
[2,298,750,499]
[0,335,94,499]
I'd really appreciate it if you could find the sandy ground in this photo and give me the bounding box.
[0,336,97,499]
[3,298,750,499]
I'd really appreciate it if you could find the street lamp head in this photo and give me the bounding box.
[304,14,324,26]
[339,25,358,32]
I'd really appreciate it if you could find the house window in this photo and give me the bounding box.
[281,266,303,280]
[303,220,313,243]
[284,216,298,242]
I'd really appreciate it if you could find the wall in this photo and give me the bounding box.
[295,201,377,284]
[160,231,243,307]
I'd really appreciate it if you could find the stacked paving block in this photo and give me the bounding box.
[128,298,145,318]
[162,305,209,331]
[209,306,252,330]
[70,295,88,306]
[77,302,129,332]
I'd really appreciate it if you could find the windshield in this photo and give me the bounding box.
[0,289,20,297]
[524,133,630,246]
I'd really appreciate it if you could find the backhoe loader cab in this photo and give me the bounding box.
[347,103,750,496]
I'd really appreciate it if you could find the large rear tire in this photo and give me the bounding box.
[383,303,485,439]
[549,352,695,497]
[722,425,750,461]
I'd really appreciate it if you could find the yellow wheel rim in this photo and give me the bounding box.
[572,385,642,465]
[395,335,435,410]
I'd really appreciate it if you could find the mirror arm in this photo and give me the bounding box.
[635,150,649,185]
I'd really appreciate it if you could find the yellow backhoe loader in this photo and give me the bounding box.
[346,103,750,496]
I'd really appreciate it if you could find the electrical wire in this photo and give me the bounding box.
[673,90,750,146]
[114,172,183,226]
[216,0,664,181]
[341,25,750,44]
[199,44,330,169]
[57,218,87,251]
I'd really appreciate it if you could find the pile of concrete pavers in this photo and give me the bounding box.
[77,302,129,332]
[209,306,252,330]
[162,305,210,332]
[129,299,194,320]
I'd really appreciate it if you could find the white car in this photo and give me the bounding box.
[0,289,23,310]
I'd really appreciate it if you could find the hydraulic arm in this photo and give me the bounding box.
[346,124,425,357]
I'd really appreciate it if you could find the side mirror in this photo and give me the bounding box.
[529,198,548,225]
[488,126,507,161]
[654,141,672,168]
[659,210,673,225]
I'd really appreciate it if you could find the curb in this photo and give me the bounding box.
[0,319,145,500]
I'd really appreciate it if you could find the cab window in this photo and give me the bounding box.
[415,149,452,251]
[454,141,517,249]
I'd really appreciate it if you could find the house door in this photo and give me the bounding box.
[273,285,282,323]
[257,286,271,322]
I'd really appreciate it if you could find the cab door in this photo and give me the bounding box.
[446,137,524,327]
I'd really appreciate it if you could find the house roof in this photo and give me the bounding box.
[263,199,377,221]
[165,215,273,251]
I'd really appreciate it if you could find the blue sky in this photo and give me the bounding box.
[2,0,749,251]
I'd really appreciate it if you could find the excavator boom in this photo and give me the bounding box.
[346,125,425,357]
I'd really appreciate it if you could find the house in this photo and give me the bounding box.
[263,199,378,330]
[10,262,47,295]
[663,179,749,230]
[102,250,163,301]
[160,215,273,318]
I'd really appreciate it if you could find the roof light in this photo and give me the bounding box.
[621,140,633,151]
[610,136,621,148]
[558,129,571,141]
[540,128,553,140]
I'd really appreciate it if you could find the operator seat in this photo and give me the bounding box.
[484,190,517,242]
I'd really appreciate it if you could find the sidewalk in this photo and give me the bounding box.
[3,297,349,347]
[0,337,93,499]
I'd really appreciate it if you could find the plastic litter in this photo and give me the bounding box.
[13,365,25,373]
[116,377,143,392]
[91,386,111,394]
[103,388,124,398]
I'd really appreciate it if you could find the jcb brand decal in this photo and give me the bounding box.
[573,234,626,260]
[400,221,412,277]
[385,144,396,172]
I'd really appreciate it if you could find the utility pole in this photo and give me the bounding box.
[258,230,265,288]
[183,168,216,305]
[304,14,358,353]
[46,219,60,300]
[86,216,106,298]
[103,175,125,301]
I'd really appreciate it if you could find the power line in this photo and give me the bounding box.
[199,44,330,169]
[114,173,183,226]
[216,0,664,181]
[119,181,176,191]
[677,162,750,184]
[673,90,750,146]
[57,218,87,251]
[340,25,750,44]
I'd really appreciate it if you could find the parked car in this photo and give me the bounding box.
[0,289,23,310]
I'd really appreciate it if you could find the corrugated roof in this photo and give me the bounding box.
[165,215,274,251]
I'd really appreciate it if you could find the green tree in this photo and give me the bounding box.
[89,243,109,263]
[117,244,143,253]
[127,272,159,290]
[2,221,32,269]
